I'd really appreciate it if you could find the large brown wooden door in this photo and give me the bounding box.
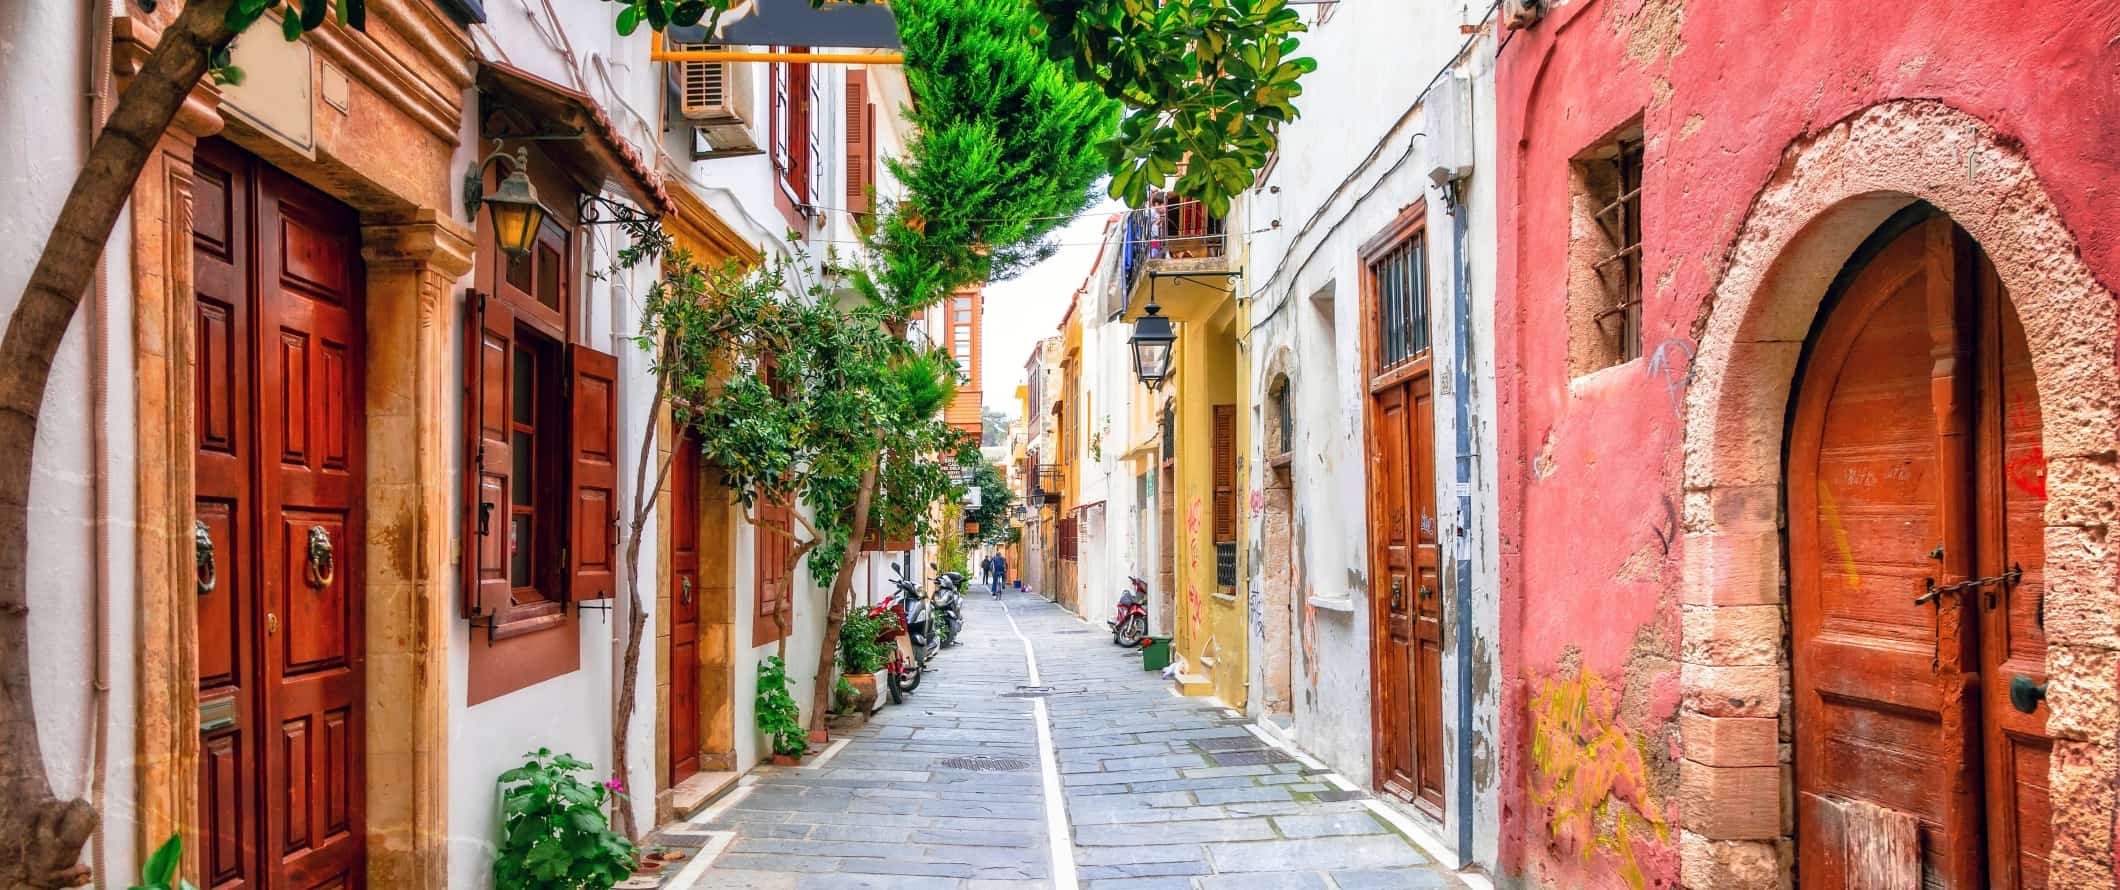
[1363,217,1444,815]
[193,140,366,890]
[1790,213,2052,889]
[669,432,702,785]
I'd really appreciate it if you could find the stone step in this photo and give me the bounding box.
[663,769,741,822]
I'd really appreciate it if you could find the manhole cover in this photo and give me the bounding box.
[937,754,1033,772]
[1208,749,1295,767]
[1195,736,1271,752]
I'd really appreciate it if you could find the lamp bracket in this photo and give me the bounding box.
[463,139,527,221]
[578,193,656,227]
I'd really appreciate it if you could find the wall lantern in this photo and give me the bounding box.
[466,145,548,257]
[1128,299,1177,388]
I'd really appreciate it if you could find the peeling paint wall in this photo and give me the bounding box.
[1495,0,2120,886]
[1232,0,1504,872]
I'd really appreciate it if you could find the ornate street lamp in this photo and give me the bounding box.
[466,145,548,257]
[1128,298,1176,388]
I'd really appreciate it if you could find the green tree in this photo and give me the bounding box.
[962,461,1017,546]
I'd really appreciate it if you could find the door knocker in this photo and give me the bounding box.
[195,519,216,595]
[681,576,694,606]
[305,525,336,589]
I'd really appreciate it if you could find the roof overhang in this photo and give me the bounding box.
[475,61,673,216]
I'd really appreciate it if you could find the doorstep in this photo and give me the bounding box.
[660,770,741,823]
[1172,671,1214,697]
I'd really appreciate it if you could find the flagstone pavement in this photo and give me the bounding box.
[656,586,1466,890]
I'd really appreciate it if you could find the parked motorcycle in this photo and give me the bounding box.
[1109,576,1150,647]
[931,566,966,648]
[876,569,925,703]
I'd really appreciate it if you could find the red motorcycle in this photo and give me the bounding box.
[874,571,925,703]
[1108,576,1150,647]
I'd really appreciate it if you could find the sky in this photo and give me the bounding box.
[980,196,1129,420]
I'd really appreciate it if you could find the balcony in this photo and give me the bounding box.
[1030,463,1064,505]
[1120,193,1229,298]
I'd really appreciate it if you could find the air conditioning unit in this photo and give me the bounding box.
[677,56,734,121]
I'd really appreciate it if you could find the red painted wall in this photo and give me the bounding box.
[1493,1,2120,885]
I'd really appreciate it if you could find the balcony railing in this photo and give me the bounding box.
[1030,464,1064,504]
[1121,193,1227,296]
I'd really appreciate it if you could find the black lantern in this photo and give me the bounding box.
[1129,300,1176,388]
[470,146,548,257]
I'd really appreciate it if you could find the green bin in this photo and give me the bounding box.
[1140,636,1173,672]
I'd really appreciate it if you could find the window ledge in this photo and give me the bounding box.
[1212,591,1239,604]
[1307,594,1356,613]
[489,602,567,641]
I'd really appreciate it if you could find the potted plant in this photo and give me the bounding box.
[837,608,889,715]
[757,656,809,765]
[493,748,637,890]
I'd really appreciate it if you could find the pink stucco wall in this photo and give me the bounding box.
[1493,1,2120,886]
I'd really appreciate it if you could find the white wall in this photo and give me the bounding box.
[1232,1,1501,869]
[3,0,142,881]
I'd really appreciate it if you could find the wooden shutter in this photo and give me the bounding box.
[803,56,820,204]
[864,102,877,210]
[1212,404,1236,542]
[464,292,514,616]
[844,74,869,210]
[753,499,792,645]
[567,343,618,602]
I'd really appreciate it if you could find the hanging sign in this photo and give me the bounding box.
[667,0,901,50]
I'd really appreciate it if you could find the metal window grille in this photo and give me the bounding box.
[1591,137,1644,361]
[1372,232,1430,370]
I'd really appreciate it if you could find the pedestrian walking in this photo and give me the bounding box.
[977,553,993,592]
[991,553,1008,596]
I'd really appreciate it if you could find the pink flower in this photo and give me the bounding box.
[605,778,626,794]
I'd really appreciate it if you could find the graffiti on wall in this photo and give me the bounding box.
[1528,666,1671,890]
[1646,338,1695,417]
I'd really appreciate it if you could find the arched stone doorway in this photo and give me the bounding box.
[1679,100,2118,888]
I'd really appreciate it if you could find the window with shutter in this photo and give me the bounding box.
[770,50,813,225]
[1213,404,1236,543]
[464,293,516,618]
[844,73,869,211]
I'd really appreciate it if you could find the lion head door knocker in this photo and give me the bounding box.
[305,525,336,590]
[194,519,216,595]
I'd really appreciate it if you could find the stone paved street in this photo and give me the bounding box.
[667,587,1464,890]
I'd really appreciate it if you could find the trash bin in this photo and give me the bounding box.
[1140,636,1173,672]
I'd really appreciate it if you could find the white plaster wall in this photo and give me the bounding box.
[1232,2,1497,853]
[3,0,143,881]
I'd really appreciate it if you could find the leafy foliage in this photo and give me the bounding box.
[493,749,638,890]
[836,607,891,676]
[756,656,809,757]
[962,461,1017,546]
[130,835,197,890]
[1034,0,1315,216]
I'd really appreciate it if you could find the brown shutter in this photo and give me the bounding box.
[567,343,619,601]
[753,499,791,645]
[465,292,515,616]
[864,102,877,211]
[844,73,868,210]
[1212,404,1236,542]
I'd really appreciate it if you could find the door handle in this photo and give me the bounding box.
[1389,578,1404,611]
[266,612,279,636]
[2010,675,2047,714]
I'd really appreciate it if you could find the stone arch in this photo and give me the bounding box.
[1677,99,2118,888]
[1253,345,1300,717]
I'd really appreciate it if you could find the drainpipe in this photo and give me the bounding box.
[84,0,115,884]
[1444,172,1476,861]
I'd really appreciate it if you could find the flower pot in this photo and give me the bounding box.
[770,752,802,766]
[844,673,880,714]
[807,727,830,746]
[634,858,665,874]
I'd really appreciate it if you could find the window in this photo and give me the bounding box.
[843,71,872,213]
[771,49,812,221]
[1268,375,1294,459]
[1570,124,1645,372]
[463,184,619,642]
[1371,227,1430,371]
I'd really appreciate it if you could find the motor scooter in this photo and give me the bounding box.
[931,564,966,648]
[876,569,925,703]
[1109,576,1150,646]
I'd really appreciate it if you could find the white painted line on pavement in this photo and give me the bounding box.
[1000,598,1080,890]
[657,829,734,889]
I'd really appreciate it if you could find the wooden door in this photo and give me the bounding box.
[669,432,702,785]
[1363,217,1444,816]
[194,140,366,890]
[1790,214,2053,888]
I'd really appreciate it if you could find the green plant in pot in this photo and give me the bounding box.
[757,656,809,764]
[836,608,890,715]
[493,748,637,889]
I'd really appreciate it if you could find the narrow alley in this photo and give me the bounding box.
[661,588,1463,890]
